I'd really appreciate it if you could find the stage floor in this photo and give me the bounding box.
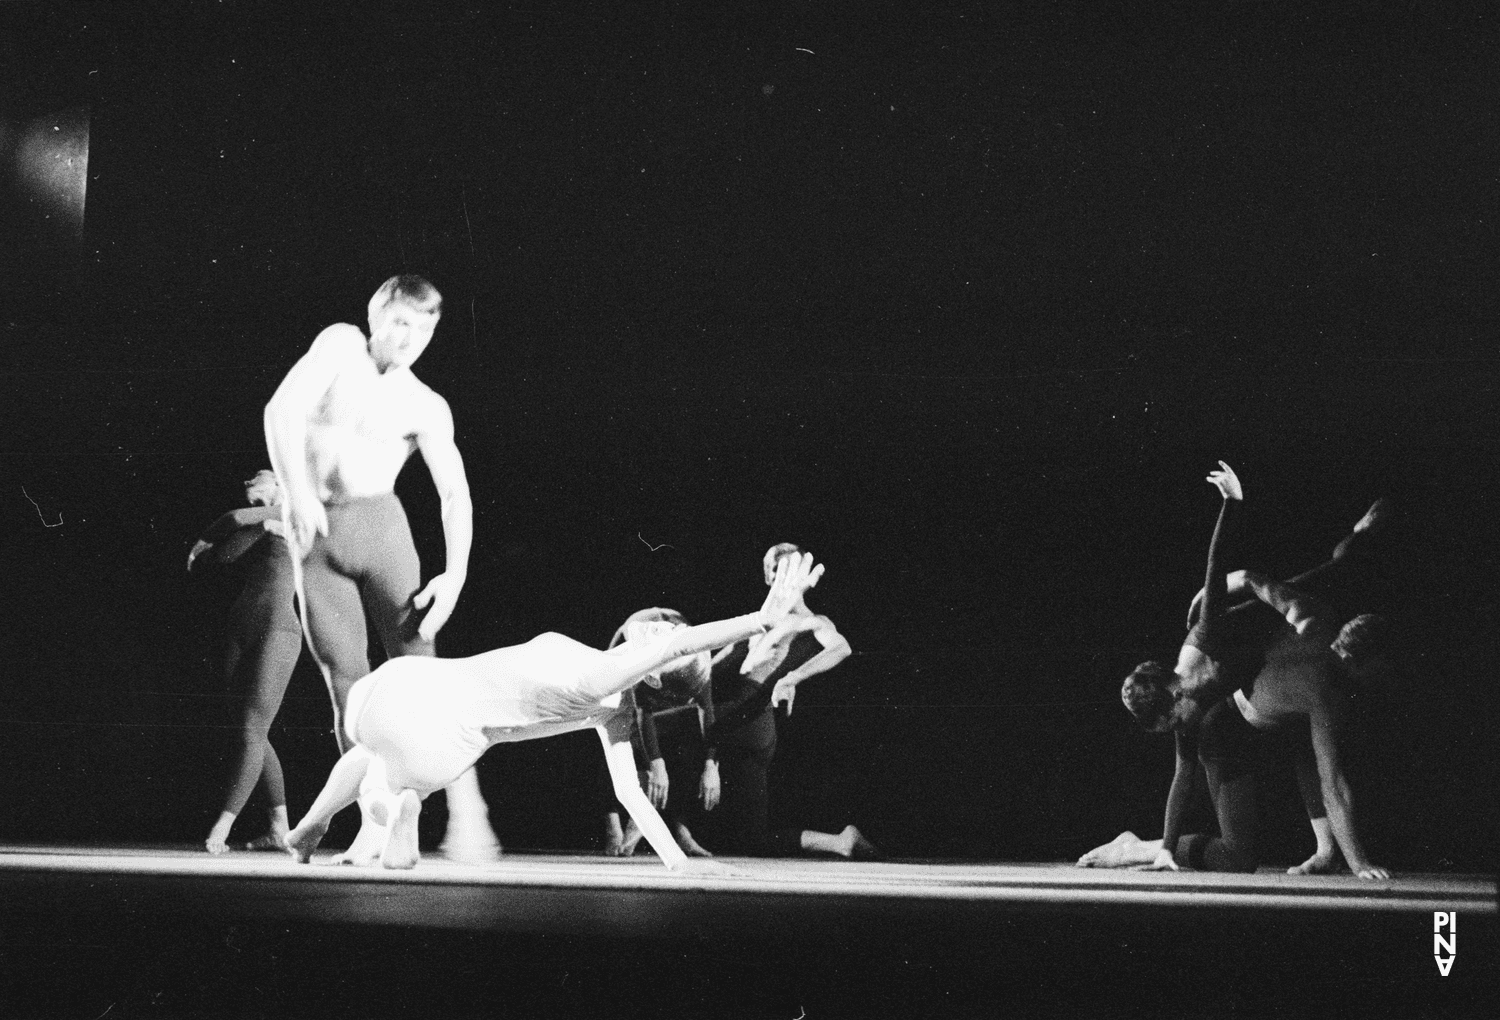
[2,843,1494,1018]
[0,842,1492,936]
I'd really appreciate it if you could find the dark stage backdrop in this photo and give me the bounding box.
[1,2,1494,867]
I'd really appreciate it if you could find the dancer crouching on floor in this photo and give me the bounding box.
[285,552,825,870]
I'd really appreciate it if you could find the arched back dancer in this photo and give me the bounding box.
[263,274,499,863]
[189,470,304,854]
[1091,464,1389,878]
[285,553,826,870]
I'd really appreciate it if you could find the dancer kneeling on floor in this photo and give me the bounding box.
[1081,463,1389,879]
[285,553,825,870]
[686,542,875,860]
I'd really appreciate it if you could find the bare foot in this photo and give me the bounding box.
[672,822,714,858]
[603,814,627,856]
[332,810,388,866]
[286,819,329,864]
[441,829,502,864]
[1287,852,1337,876]
[243,830,289,852]
[440,813,503,864]
[836,825,879,860]
[380,790,423,870]
[618,818,644,857]
[1077,831,1158,868]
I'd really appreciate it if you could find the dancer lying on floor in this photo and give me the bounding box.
[285,552,825,870]
[1089,463,1389,879]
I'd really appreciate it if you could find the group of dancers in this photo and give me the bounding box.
[191,273,1397,877]
[191,275,869,870]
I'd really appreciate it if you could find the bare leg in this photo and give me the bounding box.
[380,790,423,870]
[439,767,502,863]
[1077,831,1163,868]
[286,745,373,863]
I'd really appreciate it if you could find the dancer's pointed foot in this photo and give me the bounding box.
[286,819,330,864]
[672,822,714,858]
[834,825,879,860]
[1287,851,1338,876]
[332,805,388,866]
[1077,831,1158,868]
[846,826,880,860]
[242,829,289,852]
[380,790,423,870]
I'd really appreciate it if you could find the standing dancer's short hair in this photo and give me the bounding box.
[367,274,443,331]
[763,542,803,584]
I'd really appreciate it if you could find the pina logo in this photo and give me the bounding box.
[1433,911,1457,976]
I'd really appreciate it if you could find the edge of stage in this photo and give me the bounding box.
[3,843,1495,1018]
[1,842,1492,937]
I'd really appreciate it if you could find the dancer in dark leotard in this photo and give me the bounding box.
[190,470,304,854]
[691,543,875,859]
[1091,464,1390,878]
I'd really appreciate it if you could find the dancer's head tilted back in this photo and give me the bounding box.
[609,607,711,692]
[366,274,443,372]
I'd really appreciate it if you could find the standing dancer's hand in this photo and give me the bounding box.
[415,571,465,641]
[760,552,824,625]
[284,494,329,554]
[699,760,720,811]
[770,678,799,716]
[1207,460,1243,501]
[642,758,669,809]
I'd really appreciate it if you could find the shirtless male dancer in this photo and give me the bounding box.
[284,553,827,870]
[264,274,499,862]
[1082,465,1389,878]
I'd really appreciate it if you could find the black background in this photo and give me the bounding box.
[1,1,1495,871]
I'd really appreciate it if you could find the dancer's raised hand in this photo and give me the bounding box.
[759,552,824,625]
[1207,460,1243,501]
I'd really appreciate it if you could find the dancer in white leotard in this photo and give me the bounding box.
[285,552,825,870]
